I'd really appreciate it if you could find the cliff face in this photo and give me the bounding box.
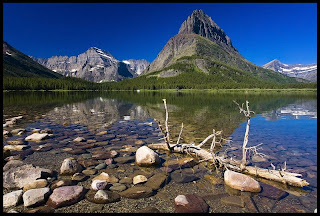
[33,47,135,82]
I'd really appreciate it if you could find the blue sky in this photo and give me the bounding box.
[3,3,317,66]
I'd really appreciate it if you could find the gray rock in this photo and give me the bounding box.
[3,163,52,189]
[144,173,168,190]
[60,158,82,175]
[95,163,106,170]
[114,156,135,164]
[23,187,51,207]
[3,190,23,208]
[109,183,127,192]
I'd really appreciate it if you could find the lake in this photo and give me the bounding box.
[3,90,317,213]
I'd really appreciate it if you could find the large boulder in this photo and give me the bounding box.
[25,133,49,141]
[23,187,51,207]
[3,190,23,208]
[3,161,52,189]
[60,158,83,175]
[224,170,261,192]
[46,186,86,208]
[135,146,160,166]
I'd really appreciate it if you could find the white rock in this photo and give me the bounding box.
[22,187,51,207]
[135,146,160,166]
[4,145,29,151]
[60,158,82,175]
[315,208,317,213]
[91,180,108,190]
[3,190,23,208]
[174,195,189,206]
[73,137,86,142]
[11,128,26,135]
[25,133,49,141]
[133,175,148,185]
[94,190,109,200]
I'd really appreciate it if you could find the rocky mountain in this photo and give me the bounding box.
[122,59,150,75]
[262,59,317,82]
[3,41,62,78]
[32,47,139,83]
[142,9,300,84]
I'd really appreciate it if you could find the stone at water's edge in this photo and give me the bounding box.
[23,179,48,192]
[174,194,209,213]
[23,187,51,207]
[46,186,86,208]
[3,190,23,208]
[3,161,53,189]
[4,145,29,151]
[60,158,83,175]
[224,170,261,192]
[135,146,160,166]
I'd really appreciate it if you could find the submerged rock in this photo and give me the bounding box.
[4,145,29,151]
[119,186,153,199]
[135,146,160,166]
[144,173,168,190]
[174,194,209,213]
[224,170,261,192]
[133,175,147,185]
[25,133,49,141]
[85,190,120,204]
[73,137,86,142]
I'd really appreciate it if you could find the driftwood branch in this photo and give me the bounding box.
[150,99,309,188]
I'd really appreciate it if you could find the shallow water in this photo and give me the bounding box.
[3,91,317,213]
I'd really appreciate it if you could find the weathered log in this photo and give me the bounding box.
[148,143,309,188]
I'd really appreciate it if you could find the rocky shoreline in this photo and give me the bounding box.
[3,115,317,213]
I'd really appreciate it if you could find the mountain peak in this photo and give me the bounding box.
[178,9,239,55]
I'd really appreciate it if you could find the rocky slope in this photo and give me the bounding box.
[143,9,300,84]
[262,59,317,82]
[122,59,150,75]
[3,41,62,78]
[32,47,147,83]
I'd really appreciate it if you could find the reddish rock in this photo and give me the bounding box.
[175,194,209,213]
[46,186,86,208]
